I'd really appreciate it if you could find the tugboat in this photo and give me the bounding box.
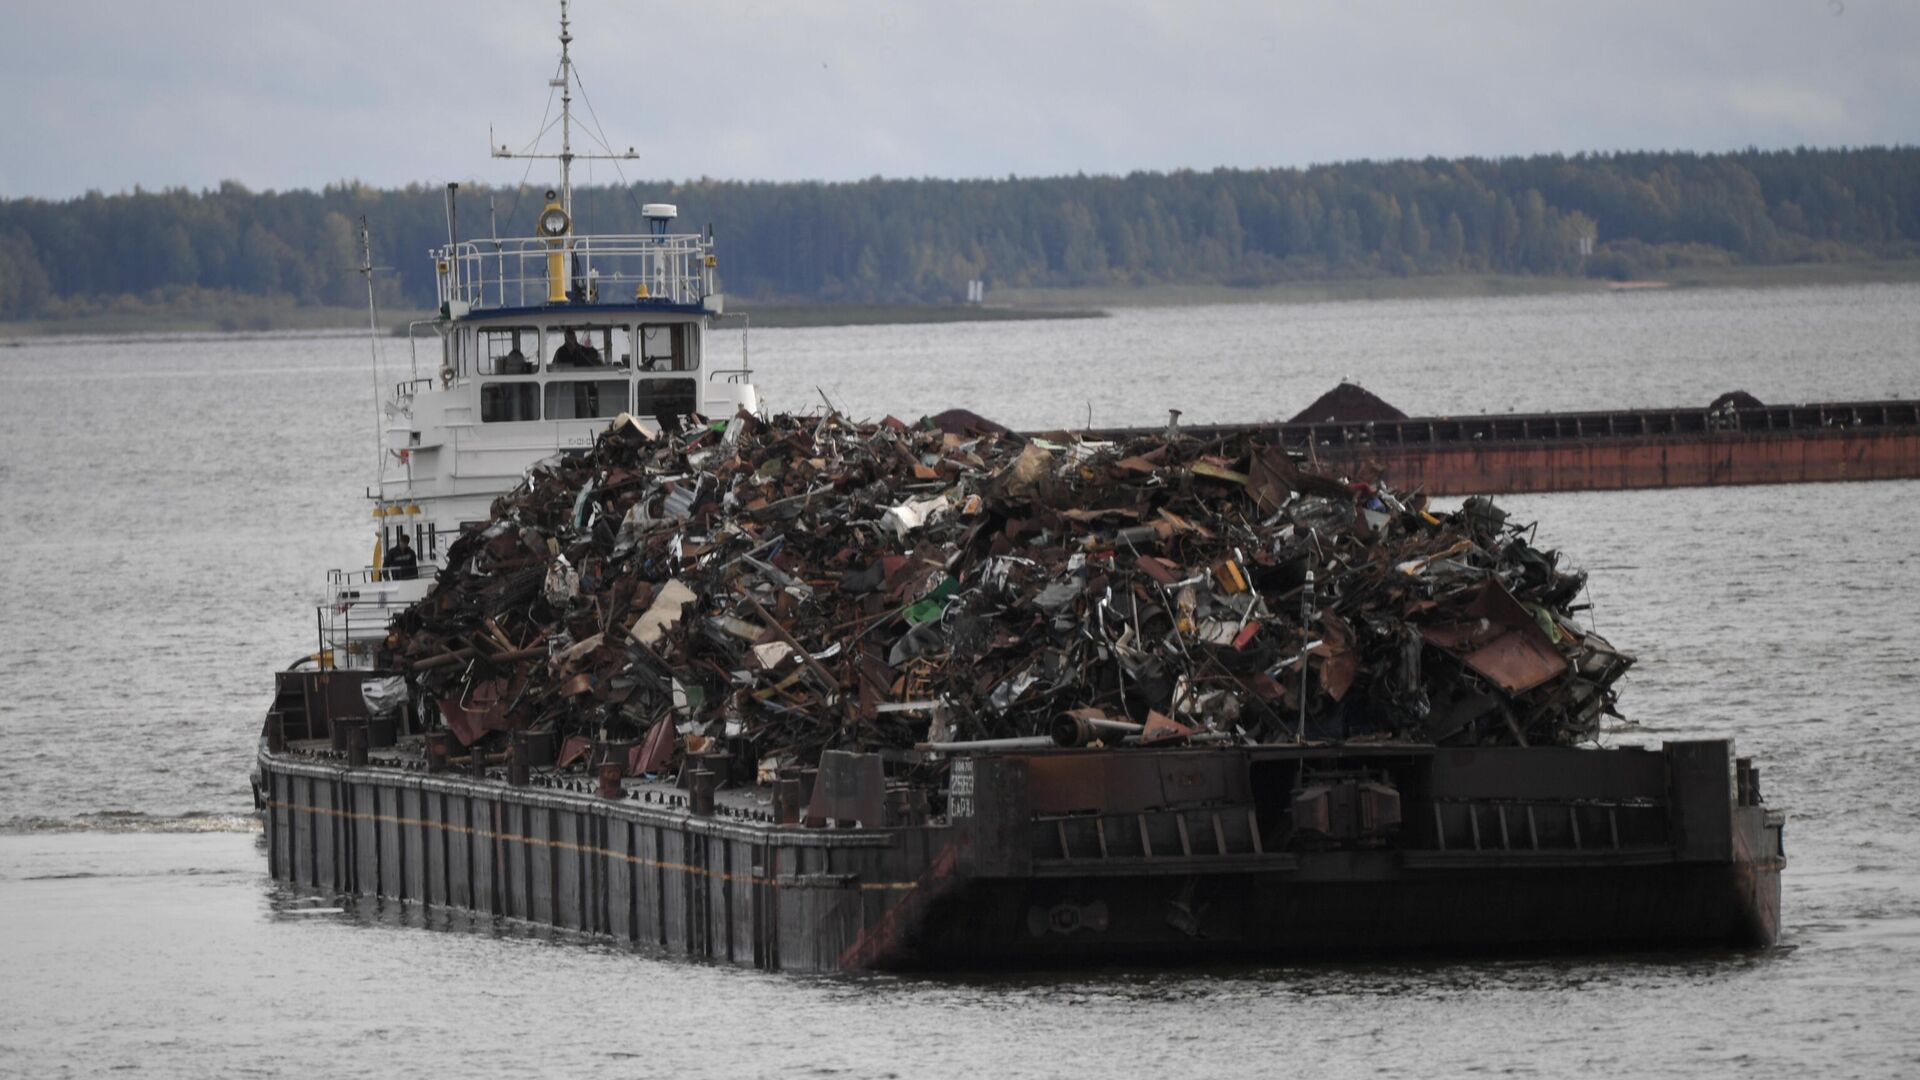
[255,5,1784,972]
[318,0,757,666]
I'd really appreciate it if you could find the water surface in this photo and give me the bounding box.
[2,285,1917,1077]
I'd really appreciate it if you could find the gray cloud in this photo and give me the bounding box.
[2,0,1915,198]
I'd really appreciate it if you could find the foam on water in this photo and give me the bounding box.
[0,811,259,836]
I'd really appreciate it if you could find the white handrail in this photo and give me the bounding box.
[436,233,716,311]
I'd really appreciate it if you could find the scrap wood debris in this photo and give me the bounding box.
[383,409,1633,783]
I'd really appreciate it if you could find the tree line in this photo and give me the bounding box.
[1,146,1915,318]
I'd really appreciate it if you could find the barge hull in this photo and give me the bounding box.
[260,736,1783,972]
[260,756,936,971]
[1110,397,1920,495]
[902,861,1780,968]
[1336,427,1920,496]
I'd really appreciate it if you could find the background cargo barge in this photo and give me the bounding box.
[1145,390,1920,495]
[258,683,1783,971]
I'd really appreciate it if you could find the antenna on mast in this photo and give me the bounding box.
[490,0,638,218]
[558,0,572,214]
[358,217,386,500]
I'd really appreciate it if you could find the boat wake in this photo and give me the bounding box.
[0,810,260,836]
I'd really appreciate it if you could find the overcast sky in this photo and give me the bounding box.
[2,0,1915,199]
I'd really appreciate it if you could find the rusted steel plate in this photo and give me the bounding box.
[807,750,886,827]
[1418,579,1568,694]
[632,718,676,777]
[1025,751,1247,815]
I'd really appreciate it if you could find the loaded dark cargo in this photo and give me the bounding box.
[257,410,1784,970]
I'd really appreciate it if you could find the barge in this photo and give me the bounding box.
[260,688,1782,970]
[1115,385,1920,497]
[256,3,1785,972]
[1265,388,1919,495]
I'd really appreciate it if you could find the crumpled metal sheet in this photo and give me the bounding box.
[1418,579,1570,694]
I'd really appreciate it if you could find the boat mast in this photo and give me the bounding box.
[491,0,636,223]
[557,0,573,216]
[358,215,393,576]
[359,217,384,503]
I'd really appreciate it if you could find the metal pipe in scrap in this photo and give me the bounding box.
[1050,714,1146,747]
[916,736,1057,752]
[1117,731,1240,747]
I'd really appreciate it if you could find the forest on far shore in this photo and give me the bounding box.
[0,146,1915,320]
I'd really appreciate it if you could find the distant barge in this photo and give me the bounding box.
[1141,391,1920,496]
[258,673,1783,972]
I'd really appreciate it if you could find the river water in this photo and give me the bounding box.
[1,284,1916,1077]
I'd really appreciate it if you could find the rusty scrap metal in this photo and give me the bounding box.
[381,408,1635,801]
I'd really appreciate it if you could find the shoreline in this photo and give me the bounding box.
[997,259,1920,310]
[4,259,1916,341]
[720,303,1106,329]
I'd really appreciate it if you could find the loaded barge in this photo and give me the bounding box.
[260,692,1781,970]
[1159,385,1920,496]
[256,4,1784,972]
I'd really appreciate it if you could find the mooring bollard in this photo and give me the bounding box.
[344,720,369,768]
[508,732,531,787]
[368,713,398,749]
[605,739,636,772]
[774,778,802,825]
[424,732,450,773]
[690,769,717,816]
[596,761,624,800]
[521,728,558,767]
[885,785,913,827]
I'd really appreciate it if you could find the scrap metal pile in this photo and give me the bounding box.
[384,411,1633,778]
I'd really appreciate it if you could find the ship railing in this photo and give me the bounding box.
[434,234,715,312]
[315,567,439,666]
[328,567,399,589]
[313,598,386,669]
[1037,805,1272,862]
[329,567,379,588]
[391,376,436,406]
[1428,796,1666,853]
[328,565,442,589]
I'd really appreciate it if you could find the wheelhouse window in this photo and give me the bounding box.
[638,323,694,372]
[480,382,541,422]
[546,324,626,371]
[545,379,631,421]
[478,327,539,375]
[636,377,698,418]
